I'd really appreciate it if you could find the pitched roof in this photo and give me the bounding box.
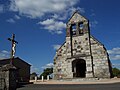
[0,57,31,66]
[67,11,88,25]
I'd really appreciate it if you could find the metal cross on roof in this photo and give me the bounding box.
[8,34,18,65]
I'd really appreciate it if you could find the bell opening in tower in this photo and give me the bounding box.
[79,22,84,34]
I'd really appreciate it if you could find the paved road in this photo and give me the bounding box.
[17,83,120,90]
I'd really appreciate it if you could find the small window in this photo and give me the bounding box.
[79,23,84,34]
[72,24,76,35]
[80,23,84,29]
[72,24,76,31]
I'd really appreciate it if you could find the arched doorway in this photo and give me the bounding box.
[72,59,86,78]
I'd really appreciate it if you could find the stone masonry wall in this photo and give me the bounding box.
[90,36,111,78]
[53,11,112,79]
[54,33,94,79]
[54,34,111,79]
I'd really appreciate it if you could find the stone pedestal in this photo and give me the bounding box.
[0,64,17,90]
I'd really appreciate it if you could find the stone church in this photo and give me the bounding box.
[53,11,112,79]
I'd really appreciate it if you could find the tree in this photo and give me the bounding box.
[40,68,53,79]
[112,68,120,77]
[30,72,37,80]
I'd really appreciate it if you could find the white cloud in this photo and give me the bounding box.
[31,65,41,74]
[10,0,79,18]
[69,7,85,15]
[90,13,96,17]
[90,9,96,17]
[38,19,66,34]
[51,7,85,21]
[2,50,10,54]
[14,15,21,19]
[77,8,85,14]
[108,47,120,60]
[90,20,98,28]
[6,18,15,23]
[42,63,53,69]
[108,47,120,55]
[39,19,55,25]
[52,14,67,20]
[0,5,3,13]
[9,0,87,35]
[53,44,61,50]
[0,50,10,59]
[109,55,120,61]
[9,0,86,34]
[112,64,120,66]
[6,15,20,24]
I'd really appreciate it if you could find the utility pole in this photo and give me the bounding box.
[8,34,18,65]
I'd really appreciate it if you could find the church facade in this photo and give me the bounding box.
[53,12,112,79]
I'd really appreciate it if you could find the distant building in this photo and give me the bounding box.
[53,11,112,79]
[0,57,31,82]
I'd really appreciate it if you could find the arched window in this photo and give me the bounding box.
[71,24,76,35]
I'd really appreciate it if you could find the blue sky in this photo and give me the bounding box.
[0,0,120,74]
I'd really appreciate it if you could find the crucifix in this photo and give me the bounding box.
[8,34,18,65]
